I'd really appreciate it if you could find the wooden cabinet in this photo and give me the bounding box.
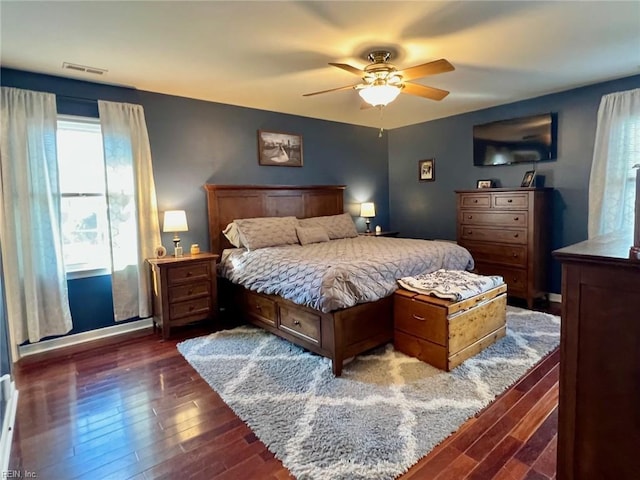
[148,253,218,339]
[456,188,552,308]
[554,234,640,480]
[393,284,507,371]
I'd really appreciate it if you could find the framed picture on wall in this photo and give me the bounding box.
[257,130,303,167]
[418,158,435,182]
[521,170,536,187]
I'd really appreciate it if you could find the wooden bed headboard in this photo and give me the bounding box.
[204,184,346,255]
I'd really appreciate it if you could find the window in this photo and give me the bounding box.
[622,116,640,231]
[57,116,110,276]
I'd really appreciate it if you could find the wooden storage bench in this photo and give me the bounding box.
[394,284,507,371]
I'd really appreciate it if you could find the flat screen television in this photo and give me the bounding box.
[473,113,557,166]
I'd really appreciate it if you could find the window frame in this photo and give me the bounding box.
[57,114,111,280]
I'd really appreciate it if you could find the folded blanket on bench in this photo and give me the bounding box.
[397,269,504,301]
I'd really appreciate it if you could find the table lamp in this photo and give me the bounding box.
[360,202,376,234]
[163,210,189,257]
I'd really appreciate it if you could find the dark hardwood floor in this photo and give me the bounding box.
[9,301,561,479]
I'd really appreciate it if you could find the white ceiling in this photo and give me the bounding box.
[1,1,639,129]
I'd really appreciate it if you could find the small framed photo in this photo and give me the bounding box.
[520,170,536,188]
[418,158,435,182]
[477,179,494,189]
[258,130,303,167]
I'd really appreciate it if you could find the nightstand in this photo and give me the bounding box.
[147,252,219,339]
[359,231,400,237]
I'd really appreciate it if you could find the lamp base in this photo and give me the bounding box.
[365,219,371,234]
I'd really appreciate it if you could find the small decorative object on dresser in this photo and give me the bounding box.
[520,170,536,187]
[147,252,219,339]
[418,158,435,181]
[456,188,553,308]
[257,129,303,167]
[477,179,494,189]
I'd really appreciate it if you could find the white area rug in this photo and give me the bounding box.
[178,306,560,480]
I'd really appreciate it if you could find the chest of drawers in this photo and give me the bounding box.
[148,253,218,339]
[456,188,552,308]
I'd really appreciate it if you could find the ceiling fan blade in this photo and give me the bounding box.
[402,82,450,101]
[303,84,360,97]
[329,62,365,76]
[399,59,455,81]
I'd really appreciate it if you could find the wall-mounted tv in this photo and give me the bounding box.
[473,113,557,166]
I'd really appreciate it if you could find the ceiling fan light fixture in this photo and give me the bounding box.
[358,83,402,107]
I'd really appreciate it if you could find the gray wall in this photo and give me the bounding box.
[388,74,640,293]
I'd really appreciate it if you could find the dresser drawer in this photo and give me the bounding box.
[493,193,529,209]
[169,297,210,320]
[242,290,277,327]
[459,194,491,209]
[279,305,321,345]
[459,210,528,227]
[460,241,527,267]
[167,263,210,285]
[461,226,527,245]
[394,295,447,346]
[475,262,527,296]
[168,282,210,304]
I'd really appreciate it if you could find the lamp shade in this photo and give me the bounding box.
[163,210,188,232]
[358,84,402,107]
[360,202,376,218]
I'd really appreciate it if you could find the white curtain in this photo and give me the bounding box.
[98,100,161,321]
[588,88,640,238]
[0,87,73,355]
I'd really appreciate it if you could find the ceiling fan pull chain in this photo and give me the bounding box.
[378,106,384,138]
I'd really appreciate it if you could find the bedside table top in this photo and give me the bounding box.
[147,252,219,265]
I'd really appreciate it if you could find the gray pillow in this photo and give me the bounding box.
[234,216,299,250]
[222,222,244,248]
[298,212,358,240]
[296,225,330,246]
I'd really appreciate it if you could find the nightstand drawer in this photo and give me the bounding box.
[279,305,321,345]
[459,211,527,227]
[169,297,211,320]
[394,295,447,346]
[169,282,210,304]
[168,263,210,285]
[461,226,527,245]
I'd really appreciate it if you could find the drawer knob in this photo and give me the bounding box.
[468,230,473,235]
[514,217,519,221]
[508,199,513,203]
[412,314,426,321]
[293,320,301,326]
[468,215,473,219]
[255,304,262,311]
[473,199,478,203]
[512,253,518,258]
[186,272,193,277]
[514,233,519,238]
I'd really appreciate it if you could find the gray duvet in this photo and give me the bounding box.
[219,236,474,313]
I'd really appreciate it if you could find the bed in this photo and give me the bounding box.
[205,184,473,376]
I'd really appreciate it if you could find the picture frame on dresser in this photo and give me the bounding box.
[520,170,536,187]
[476,179,494,189]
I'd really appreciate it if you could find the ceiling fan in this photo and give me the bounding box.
[303,50,455,107]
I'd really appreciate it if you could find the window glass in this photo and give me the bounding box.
[57,116,110,274]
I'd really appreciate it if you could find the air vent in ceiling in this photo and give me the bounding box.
[62,62,107,75]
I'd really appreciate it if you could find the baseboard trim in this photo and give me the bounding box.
[549,293,562,303]
[0,375,18,473]
[18,318,153,358]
